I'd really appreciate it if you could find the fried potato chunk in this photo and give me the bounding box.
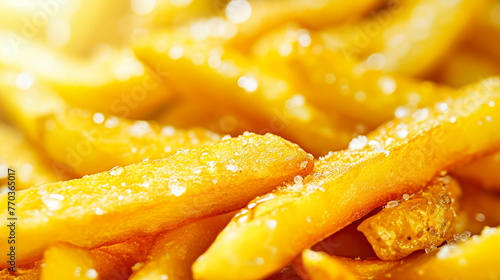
[135,32,364,155]
[0,123,57,189]
[0,36,173,119]
[41,244,98,280]
[384,227,500,279]
[0,75,220,176]
[297,250,358,280]
[251,24,456,127]
[193,77,500,279]
[130,213,233,280]
[358,176,461,260]
[0,133,313,266]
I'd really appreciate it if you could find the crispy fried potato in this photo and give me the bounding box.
[455,153,500,191]
[358,176,461,260]
[41,243,98,280]
[0,75,220,176]
[0,36,173,119]
[0,123,57,189]
[0,262,41,280]
[383,227,500,279]
[297,250,358,280]
[91,235,157,280]
[156,97,261,136]
[130,213,233,280]
[251,24,456,127]
[226,0,381,51]
[295,250,403,280]
[135,31,364,155]
[330,0,479,76]
[0,133,313,266]
[193,77,500,279]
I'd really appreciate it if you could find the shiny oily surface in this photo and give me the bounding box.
[0,133,314,266]
[358,176,461,260]
[193,78,500,280]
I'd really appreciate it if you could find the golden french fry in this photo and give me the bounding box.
[225,0,381,51]
[193,77,500,279]
[0,35,173,119]
[41,243,98,280]
[156,97,261,136]
[328,0,479,76]
[455,153,500,191]
[297,250,358,280]
[135,31,365,155]
[0,133,313,266]
[383,227,500,279]
[252,24,456,127]
[130,213,233,280]
[0,123,57,189]
[358,176,461,260]
[91,235,157,280]
[0,74,220,176]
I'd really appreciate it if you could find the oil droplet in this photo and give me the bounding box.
[198,150,218,165]
[170,184,186,197]
[95,207,104,215]
[109,166,124,176]
[265,219,278,230]
[41,194,65,211]
[85,268,98,279]
[226,164,238,172]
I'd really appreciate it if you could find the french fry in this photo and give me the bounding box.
[296,250,403,280]
[383,227,500,279]
[296,250,358,280]
[135,31,364,155]
[225,0,381,51]
[0,35,173,119]
[0,74,220,176]
[91,235,157,280]
[41,243,98,280]
[0,133,314,266]
[0,123,57,189]
[156,97,261,136]
[193,77,500,279]
[251,24,456,127]
[327,0,479,76]
[358,176,461,260]
[129,213,233,280]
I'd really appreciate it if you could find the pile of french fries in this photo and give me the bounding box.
[1,0,500,279]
